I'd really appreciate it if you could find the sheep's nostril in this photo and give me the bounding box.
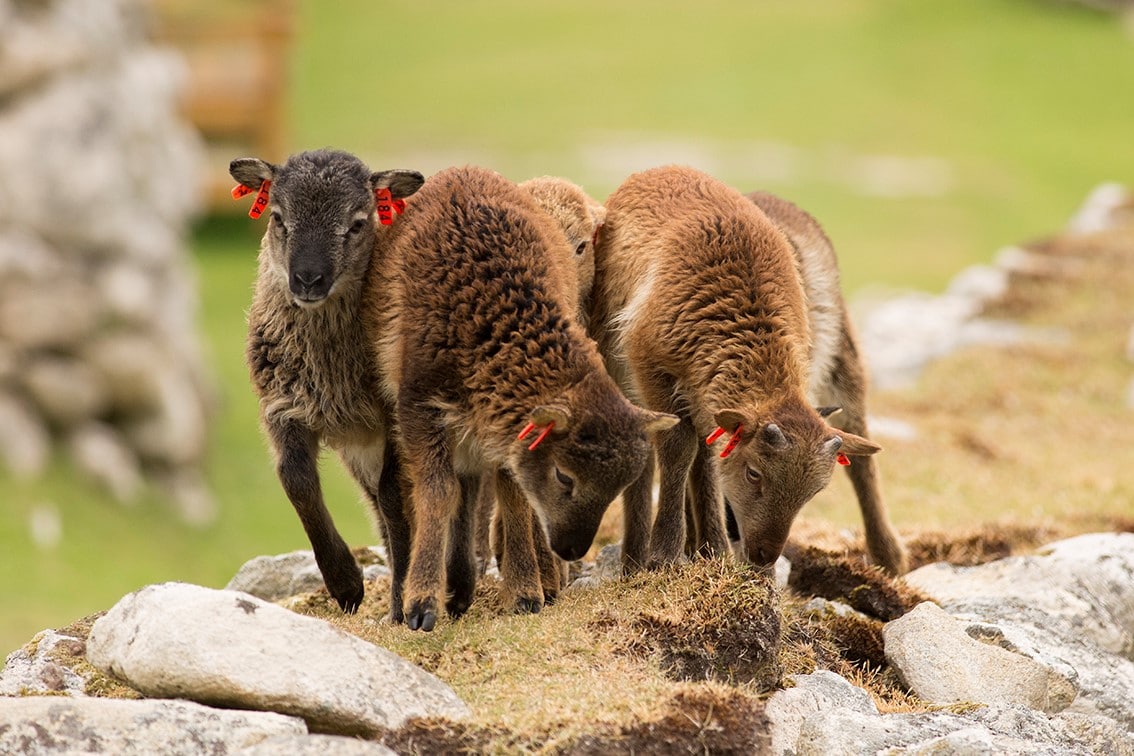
[293,271,323,288]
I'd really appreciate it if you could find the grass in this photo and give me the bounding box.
[2,0,1133,655]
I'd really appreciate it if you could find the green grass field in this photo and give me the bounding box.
[3,0,1132,654]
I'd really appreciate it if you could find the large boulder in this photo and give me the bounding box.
[905,532,1134,728]
[85,582,470,736]
[0,696,306,755]
[884,601,1078,713]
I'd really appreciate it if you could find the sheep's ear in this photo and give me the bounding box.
[589,203,607,228]
[530,405,572,432]
[372,169,425,200]
[833,429,881,456]
[638,407,678,434]
[229,158,276,190]
[713,409,749,434]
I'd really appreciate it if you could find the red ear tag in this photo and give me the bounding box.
[705,427,725,445]
[528,422,555,451]
[231,183,255,200]
[720,424,744,459]
[836,453,851,467]
[517,422,537,441]
[375,187,403,226]
[248,180,271,219]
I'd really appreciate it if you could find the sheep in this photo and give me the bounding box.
[229,148,424,617]
[742,190,907,574]
[364,165,676,631]
[473,176,607,604]
[588,165,906,576]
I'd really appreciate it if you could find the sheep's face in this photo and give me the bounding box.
[511,374,677,561]
[230,150,423,308]
[519,177,606,319]
[713,402,880,568]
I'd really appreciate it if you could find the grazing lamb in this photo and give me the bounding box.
[589,165,904,575]
[743,190,907,574]
[229,149,424,616]
[473,177,607,602]
[365,165,675,631]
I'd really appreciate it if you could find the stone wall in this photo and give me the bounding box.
[0,0,214,523]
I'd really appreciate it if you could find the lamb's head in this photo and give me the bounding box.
[710,397,880,568]
[230,149,424,308]
[519,177,607,311]
[510,371,677,561]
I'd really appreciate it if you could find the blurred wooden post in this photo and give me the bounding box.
[151,0,295,212]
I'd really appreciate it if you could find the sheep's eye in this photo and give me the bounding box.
[271,212,286,234]
[745,466,762,485]
[574,241,587,256]
[554,467,574,490]
[347,218,367,235]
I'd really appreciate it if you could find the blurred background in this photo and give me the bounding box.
[1,0,1131,654]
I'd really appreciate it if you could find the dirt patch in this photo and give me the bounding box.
[785,547,928,621]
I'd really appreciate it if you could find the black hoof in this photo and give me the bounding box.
[329,581,364,614]
[407,598,437,632]
[515,596,543,614]
[446,596,472,620]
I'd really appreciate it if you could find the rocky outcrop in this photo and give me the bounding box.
[0,0,213,523]
[85,582,470,736]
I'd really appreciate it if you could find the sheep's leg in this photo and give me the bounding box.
[495,469,545,613]
[473,470,497,576]
[400,408,461,632]
[269,419,363,613]
[687,440,729,559]
[377,443,412,623]
[531,514,565,603]
[649,415,697,568]
[620,450,654,575]
[339,440,411,623]
[822,320,908,575]
[444,474,479,619]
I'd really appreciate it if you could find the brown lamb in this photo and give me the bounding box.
[745,190,907,574]
[365,165,675,631]
[473,176,608,604]
[589,165,906,575]
[229,149,424,616]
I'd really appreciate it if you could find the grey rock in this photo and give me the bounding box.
[238,734,397,755]
[67,422,144,504]
[884,602,1077,713]
[905,533,1134,728]
[0,391,50,479]
[0,629,90,696]
[86,582,470,736]
[226,548,390,602]
[21,354,109,425]
[905,533,1134,656]
[796,703,1126,756]
[766,670,878,754]
[0,696,306,755]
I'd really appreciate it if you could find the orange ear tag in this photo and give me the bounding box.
[518,421,554,451]
[231,183,255,200]
[836,453,851,466]
[248,180,271,219]
[375,188,405,225]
